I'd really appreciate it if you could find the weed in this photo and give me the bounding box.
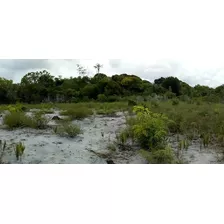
[107,143,117,152]
[54,122,83,138]
[131,106,170,149]
[14,142,26,161]
[139,146,177,164]
[172,98,179,106]
[0,140,7,163]
[3,111,49,129]
[3,112,33,129]
[60,108,93,120]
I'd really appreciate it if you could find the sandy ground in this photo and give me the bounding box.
[0,110,222,164]
[0,111,147,164]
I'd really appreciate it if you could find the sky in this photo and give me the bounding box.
[1,0,224,88]
[0,59,224,88]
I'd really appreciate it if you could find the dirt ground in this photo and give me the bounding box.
[0,110,222,164]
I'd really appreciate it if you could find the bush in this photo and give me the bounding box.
[172,98,179,105]
[3,112,33,129]
[32,111,50,129]
[107,95,119,102]
[60,108,93,120]
[97,94,107,102]
[54,123,83,138]
[3,111,49,129]
[124,106,170,150]
[151,100,159,108]
[128,99,137,106]
[14,142,26,161]
[140,147,177,164]
[7,104,28,113]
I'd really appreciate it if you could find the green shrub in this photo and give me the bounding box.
[0,140,7,163]
[172,98,179,105]
[107,95,119,102]
[32,111,50,129]
[128,99,137,106]
[14,142,26,161]
[168,113,183,133]
[60,108,93,120]
[151,100,159,108]
[3,112,33,129]
[130,106,170,149]
[97,94,107,102]
[7,104,28,113]
[54,123,83,138]
[107,143,117,152]
[140,146,177,164]
[3,111,49,129]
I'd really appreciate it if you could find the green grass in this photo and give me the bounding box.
[139,147,178,164]
[143,100,224,148]
[54,122,83,138]
[60,107,93,120]
[3,111,49,129]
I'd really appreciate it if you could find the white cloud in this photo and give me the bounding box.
[0,59,224,88]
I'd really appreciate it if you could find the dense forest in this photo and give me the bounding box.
[0,65,223,104]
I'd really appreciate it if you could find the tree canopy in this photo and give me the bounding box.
[0,69,223,104]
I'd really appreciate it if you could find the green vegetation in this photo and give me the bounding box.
[0,140,7,163]
[14,142,26,161]
[60,108,93,120]
[139,147,177,164]
[3,111,49,129]
[116,105,178,163]
[1,65,224,163]
[54,122,83,138]
[0,66,223,105]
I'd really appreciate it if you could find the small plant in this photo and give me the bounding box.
[14,142,26,161]
[107,143,117,152]
[3,111,49,130]
[131,106,170,150]
[199,132,210,149]
[60,108,93,120]
[97,94,107,102]
[139,146,177,164]
[172,98,179,106]
[177,138,189,159]
[151,100,159,108]
[128,99,137,107]
[3,112,33,129]
[217,134,224,147]
[7,104,28,113]
[0,140,7,163]
[54,122,83,138]
[32,111,50,129]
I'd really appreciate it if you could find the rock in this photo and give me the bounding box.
[106,160,115,164]
[52,116,62,120]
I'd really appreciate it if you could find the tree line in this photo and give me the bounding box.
[0,64,224,104]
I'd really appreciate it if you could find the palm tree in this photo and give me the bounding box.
[94,63,103,74]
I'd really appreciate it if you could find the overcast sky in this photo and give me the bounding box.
[1,0,224,87]
[0,59,224,88]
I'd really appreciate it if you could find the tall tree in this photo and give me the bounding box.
[94,63,103,74]
[77,64,87,76]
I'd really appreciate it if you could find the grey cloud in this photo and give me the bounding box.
[0,59,52,82]
[0,59,80,83]
[0,59,224,88]
[109,59,122,69]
